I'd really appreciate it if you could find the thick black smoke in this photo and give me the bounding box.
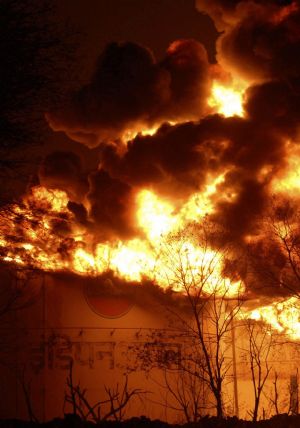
[39,151,88,202]
[38,1,300,299]
[47,40,212,147]
[196,0,300,81]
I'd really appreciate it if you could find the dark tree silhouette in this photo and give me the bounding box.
[242,320,273,422]
[248,199,300,299]
[64,362,145,422]
[154,223,244,419]
[0,0,77,202]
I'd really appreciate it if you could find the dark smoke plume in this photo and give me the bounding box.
[47,40,212,147]
[35,0,300,300]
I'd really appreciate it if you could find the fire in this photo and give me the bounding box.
[72,237,244,296]
[137,190,176,241]
[240,297,300,340]
[1,137,298,336]
[271,142,300,196]
[208,80,247,117]
[122,78,249,143]
[28,186,69,212]
[0,186,76,271]
[137,173,227,243]
[122,121,177,143]
[0,180,242,298]
[2,71,297,334]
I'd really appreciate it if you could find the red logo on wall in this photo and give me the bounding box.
[85,278,133,318]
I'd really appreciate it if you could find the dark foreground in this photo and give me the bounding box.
[1,414,300,428]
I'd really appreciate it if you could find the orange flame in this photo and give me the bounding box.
[2,78,299,337]
[0,177,243,298]
[208,79,247,118]
[122,121,177,143]
[271,142,300,196]
[240,297,300,340]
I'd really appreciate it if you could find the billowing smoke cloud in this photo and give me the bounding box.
[30,0,300,301]
[47,40,212,147]
[39,151,88,202]
[245,79,300,137]
[196,0,300,81]
[87,170,137,239]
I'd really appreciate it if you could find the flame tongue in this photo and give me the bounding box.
[0,181,243,298]
[208,79,247,117]
[0,187,76,271]
[240,297,300,340]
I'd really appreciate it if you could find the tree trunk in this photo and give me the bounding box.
[252,396,259,422]
[215,391,223,419]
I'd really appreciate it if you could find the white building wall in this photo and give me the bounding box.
[0,271,299,422]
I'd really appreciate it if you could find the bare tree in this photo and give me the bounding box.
[0,0,78,203]
[0,267,43,319]
[248,200,300,299]
[153,223,244,419]
[269,371,281,416]
[64,362,145,423]
[266,369,295,416]
[17,366,39,423]
[242,320,273,422]
[159,357,210,423]
[270,203,300,298]
[288,370,299,416]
